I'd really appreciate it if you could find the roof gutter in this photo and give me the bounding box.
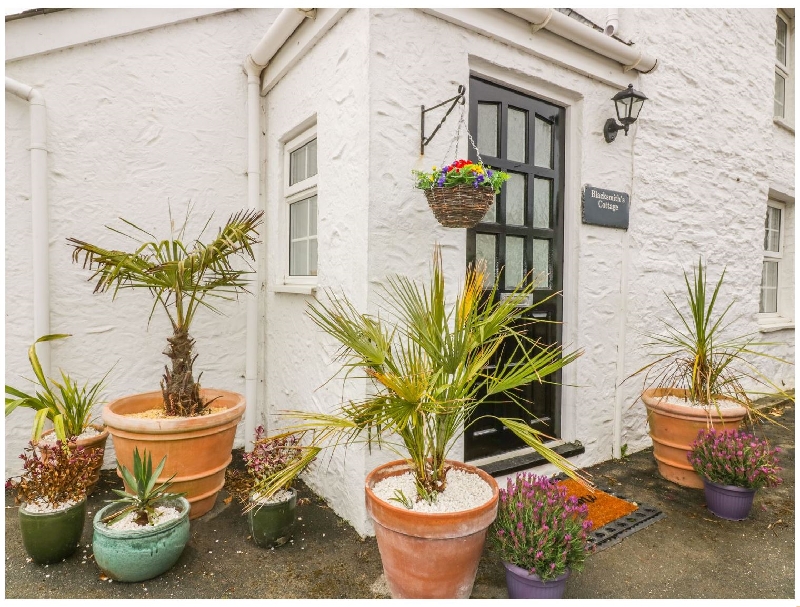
[6,77,51,376]
[502,8,657,73]
[242,8,316,449]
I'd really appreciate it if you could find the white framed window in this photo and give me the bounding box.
[775,10,794,126]
[279,125,318,291]
[759,198,794,330]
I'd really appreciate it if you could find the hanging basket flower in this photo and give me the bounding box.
[413,160,509,228]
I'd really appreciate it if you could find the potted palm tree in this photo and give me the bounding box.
[68,209,263,518]
[631,259,790,488]
[6,334,111,493]
[92,448,190,582]
[270,248,585,599]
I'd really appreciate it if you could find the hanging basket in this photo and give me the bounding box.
[424,184,495,229]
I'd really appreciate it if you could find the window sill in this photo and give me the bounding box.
[270,283,318,295]
[758,318,794,333]
[773,117,795,134]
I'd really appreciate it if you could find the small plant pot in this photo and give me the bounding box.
[503,562,570,599]
[92,497,190,582]
[18,499,87,564]
[703,479,757,521]
[248,489,297,548]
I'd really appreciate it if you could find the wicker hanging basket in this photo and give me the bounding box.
[424,184,495,229]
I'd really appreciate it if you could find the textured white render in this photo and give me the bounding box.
[5,8,280,475]
[5,8,794,537]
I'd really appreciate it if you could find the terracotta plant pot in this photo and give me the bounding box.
[92,496,190,582]
[365,459,499,599]
[103,389,245,519]
[248,489,297,548]
[39,424,109,495]
[503,562,570,599]
[642,388,747,488]
[18,499,86,564]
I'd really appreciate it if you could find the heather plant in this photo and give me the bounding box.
[490,473,592,582]
[688,428,782,489]
[6,440,102,508]
[102,447,185,527]
[233,427,319,510]
[413,159,509,192]
[5,334,110,442]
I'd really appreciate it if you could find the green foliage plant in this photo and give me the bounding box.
[630,258,792,414]
[102,447,186,527]
[413,159,509,193]
[5,334,109,442]
[291,247,587,502]
[68,208,264,417]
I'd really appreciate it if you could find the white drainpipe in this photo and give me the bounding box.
[502,8,657,73]
[243,8,315,449]
[605,9,619,37]
[6,77,50,376]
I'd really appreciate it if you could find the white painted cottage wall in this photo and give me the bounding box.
[5,8,280,475]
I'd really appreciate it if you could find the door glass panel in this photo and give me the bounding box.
[481,193,497,223]
[477,103,499,157]
[534,117,553,168]
[476,233,496,288]
[532,239,550,289]
[533,178,551,229]
[505,236,525,289]
[507,107,527,163]
[505,173,526,226]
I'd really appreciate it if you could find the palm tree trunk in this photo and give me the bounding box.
[161,328,204,416]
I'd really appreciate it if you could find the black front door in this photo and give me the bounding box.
[465,76,566,461]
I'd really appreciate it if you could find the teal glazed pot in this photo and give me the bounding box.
[92,497,190,582]
[18,499,86,564]
[248,489,297,548]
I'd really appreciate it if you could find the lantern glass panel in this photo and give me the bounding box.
[631,97,645,121]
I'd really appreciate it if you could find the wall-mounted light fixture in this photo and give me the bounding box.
[603,83,648,143]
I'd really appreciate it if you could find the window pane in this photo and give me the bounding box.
[290,241,308,276]
[475,233,496,288]
[309,238,318,276]
[290,146,306,186]
[505,236,525,290]
[775,72,785,118]
[290,199,309,240]
[505,172,526,226]
[309,195,318,237]
[532,239,551,289]
[507,108,527,163]
[533,178,551,229]
[534,117,553,168]
[776,15,787,65]
[760,261,779,313]
[307,139,318,178]
[764,206,781,252]
[477,103,499,157]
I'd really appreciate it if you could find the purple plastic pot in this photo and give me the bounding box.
[703,479,757,521]
[502,562,570,599]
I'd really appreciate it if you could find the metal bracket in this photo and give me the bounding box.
[420,84,466,155]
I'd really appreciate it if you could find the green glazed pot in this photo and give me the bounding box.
[19,499,86,564]
[92,497,190,582]
[248,489,297,548]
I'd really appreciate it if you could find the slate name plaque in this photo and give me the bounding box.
[582,185,629,230]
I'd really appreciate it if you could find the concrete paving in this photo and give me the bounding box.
[5,399,794,600]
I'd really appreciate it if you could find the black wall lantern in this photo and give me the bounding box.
[603,83,648,143]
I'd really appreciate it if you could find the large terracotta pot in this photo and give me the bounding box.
[365,459,499,599]
[642,387,747,488]
[40,424,109,495]
[103,389,245,519]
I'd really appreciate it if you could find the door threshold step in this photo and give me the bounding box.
[474,440,585,478]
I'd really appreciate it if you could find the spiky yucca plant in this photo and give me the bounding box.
[68,209,263,417]
[102,448,185,527]
[290,248,586,501]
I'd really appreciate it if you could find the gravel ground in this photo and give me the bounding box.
[5,398,794,600]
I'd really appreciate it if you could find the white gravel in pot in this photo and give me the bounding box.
[38,426,102,444]
[372,469,492,513]
[251,489,293,505]
[105,506,182,531]
[654,394,744,410]
[22,498,82,514]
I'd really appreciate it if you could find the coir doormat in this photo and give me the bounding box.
[557,478,666,552]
